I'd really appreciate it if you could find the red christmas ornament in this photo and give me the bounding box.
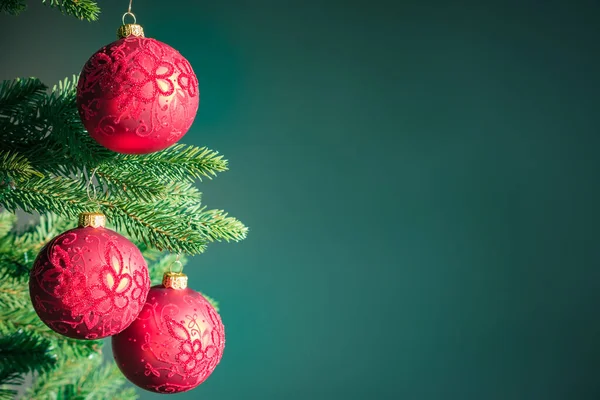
[76,20,199,154]
[29,213,150,340]
[112,272,225,394]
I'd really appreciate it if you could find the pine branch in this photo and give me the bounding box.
[0,369,21,400]
[1,77,114,176]
[42,77,115,170]
[0,175,92,218]
[0,0,26,16]
[0,233,30,281]
[0,332,57,375]
[0,78,46,118]
[0,211,16,239]
[65,362,136,400]
[26,353,101,399]
[1,178,244,254]
[112,144,229,184]
[0,386,17,400]
[192,208,249,242]
[95,169,201,205]
[0,151,44,185]
[105,200,208,254]
[12,213,74,255]
[0,276,29,308]
[41,0,100,21]
[0,213,73,282]
[0,309,102,361]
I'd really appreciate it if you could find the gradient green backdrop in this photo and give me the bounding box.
[2,1,600,399]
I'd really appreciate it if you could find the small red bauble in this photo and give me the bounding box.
[29,213,150,340]
[112,272,225,394]
[76,24,199,154]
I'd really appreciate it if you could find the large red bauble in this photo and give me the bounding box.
[29,214,150,340]
[76,36,199,154]
[112,275,225,394]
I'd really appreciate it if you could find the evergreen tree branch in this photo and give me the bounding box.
[0,332,57,375]
[0,175,92,218]
[41,0,100,21]
[0,211,16,239]
[0,276,29,308]
[112,144,229,184]
[0,78,46,118]
[0,213,73,281]
[0,0,26,16]
[104,200,208,254]
[26,353,101,400]
[0,369,21,400]
[42,77,115,170]
[95,169,201,205]
[192,208,248,242]
[0,77,114,176]
[12,213,74,255]
[0,151,44,185]
[66,362,137,400]
[0,309,102,361]
[1,176,245,254]
[0,254,29,281]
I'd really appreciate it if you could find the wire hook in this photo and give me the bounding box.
[169,253,184,274]
[86,167,99,203]
[122,0,136,24]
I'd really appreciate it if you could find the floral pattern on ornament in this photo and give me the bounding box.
[89,240,133,315]
[43,245,92,316]
[77,36,199,151]
[176,59,198,98]
[29,228,149,339]
[143,296,221,379]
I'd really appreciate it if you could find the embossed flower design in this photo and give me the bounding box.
[45,246,93,316]
[81,52,113,92]
[56,270,93,316]
[176,59,198,98]
[90,241,132,314]
[125,49,175,103]
[131,269,149,301]
[144,363,161,377]
[165,317,209,377]
[176,338,205,375]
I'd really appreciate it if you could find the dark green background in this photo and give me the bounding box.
[2,1,600,399]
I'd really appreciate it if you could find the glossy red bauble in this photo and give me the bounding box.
[112,276,225,394]
[29,215,150,340]
[76,36,199,154]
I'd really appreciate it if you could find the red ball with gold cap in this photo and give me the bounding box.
[29,212,150,339]
[76,12,199,154]
[112,270,225,394]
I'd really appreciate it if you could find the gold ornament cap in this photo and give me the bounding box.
[117,12,144,39]
[117,23,145,39]
[78,212,106,228]
[163,272,188,290]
